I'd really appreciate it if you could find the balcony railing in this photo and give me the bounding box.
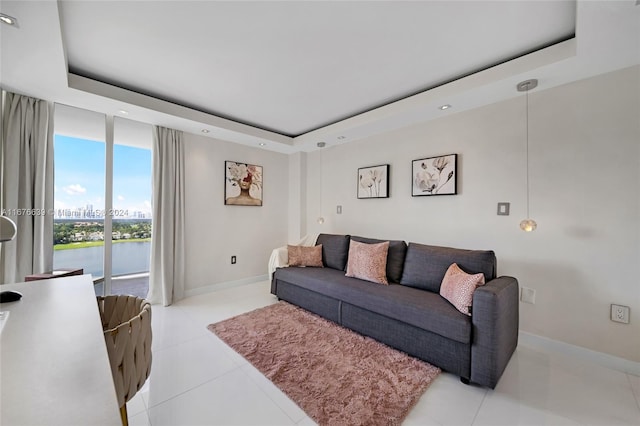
[93,272,149,299]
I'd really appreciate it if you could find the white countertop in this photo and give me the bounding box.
[0,275,121,425]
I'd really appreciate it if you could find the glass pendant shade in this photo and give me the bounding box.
[519,219,537,232]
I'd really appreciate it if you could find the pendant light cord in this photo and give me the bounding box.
[319,149,323,215]
[525,85,530,219]
[316,142,326,225]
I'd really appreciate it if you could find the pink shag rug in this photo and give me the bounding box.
[207,301,440,425]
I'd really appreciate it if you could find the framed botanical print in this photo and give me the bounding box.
[412,154,457,196]
[357,164,389,199]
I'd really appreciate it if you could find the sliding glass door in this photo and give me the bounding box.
[111,117,152,298]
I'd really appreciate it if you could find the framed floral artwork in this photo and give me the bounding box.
[225,161,263,206]
[412,154,457,196]
[357,164,389,199]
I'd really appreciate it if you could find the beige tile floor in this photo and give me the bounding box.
[127,280,640,426]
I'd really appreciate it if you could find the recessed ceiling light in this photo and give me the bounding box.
[0,13,18,27]
[201,129,210,134]
[118,110,129,115]
[317,142,326,148]
[439,104,452,110]
[259,142,266,147]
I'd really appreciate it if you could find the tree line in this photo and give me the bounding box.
[54,220,152,245]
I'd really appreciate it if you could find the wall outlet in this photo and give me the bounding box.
[610,304,630,324]
[520,287,536,304]
[231,255,237,265]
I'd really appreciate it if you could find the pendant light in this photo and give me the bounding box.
[517,79,538,232]
[317,142,326,225]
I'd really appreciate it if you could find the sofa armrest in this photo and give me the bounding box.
[470,276,519,388]
[268,235,320,279]
[268,246,289,278]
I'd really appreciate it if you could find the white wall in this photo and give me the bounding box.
[183,133,289,292]
[288,152,307,243]
[303,66,640,362]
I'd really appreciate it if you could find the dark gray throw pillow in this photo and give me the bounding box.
[400,243,496,293]
[315,234,351,271]
[351,236,408,283]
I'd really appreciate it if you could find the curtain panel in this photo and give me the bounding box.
[147,126,185,306]
[0,91,54,283]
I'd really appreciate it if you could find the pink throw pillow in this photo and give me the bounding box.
[287,245,323,267]
[439,263,485,316]
[345,240,389,285]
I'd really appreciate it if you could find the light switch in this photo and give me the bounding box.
[497,202,510,216]
[337,205,342,214]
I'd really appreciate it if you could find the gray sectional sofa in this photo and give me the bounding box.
[270,234,519,389]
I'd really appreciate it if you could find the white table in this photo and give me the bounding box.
[0,275,121,425]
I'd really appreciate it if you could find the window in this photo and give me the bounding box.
[53,106,106,281]
[53,106,152,297]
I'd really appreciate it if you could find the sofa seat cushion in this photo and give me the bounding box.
[401,243,496,293]
[274,267,471,344]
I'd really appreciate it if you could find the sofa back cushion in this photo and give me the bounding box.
[351,236,408,283]
[315,234,351,270]
[400,243,496,292]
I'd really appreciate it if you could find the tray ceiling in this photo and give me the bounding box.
[59,1,576,137]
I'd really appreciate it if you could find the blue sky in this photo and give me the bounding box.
[54,135,152,215]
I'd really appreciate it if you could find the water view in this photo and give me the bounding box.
[52,129,153,293]
[54,241,151,279]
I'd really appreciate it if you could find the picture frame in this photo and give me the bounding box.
[412,154,457,196]
[357,164,389,199]
[225,161,263,206]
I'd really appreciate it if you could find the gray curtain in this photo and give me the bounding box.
[0,91,54,283]
[147,126,185,306]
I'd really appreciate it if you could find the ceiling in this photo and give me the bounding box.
[0,1,639,154]
[59,1,575,137]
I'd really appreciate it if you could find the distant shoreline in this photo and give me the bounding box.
[53,218,152,222]
[54,238,151,251]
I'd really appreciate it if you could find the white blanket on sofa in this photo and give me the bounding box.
[268,234,319,278]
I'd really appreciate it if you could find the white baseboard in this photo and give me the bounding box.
[184,274,269,298]
[519,331,640,377]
